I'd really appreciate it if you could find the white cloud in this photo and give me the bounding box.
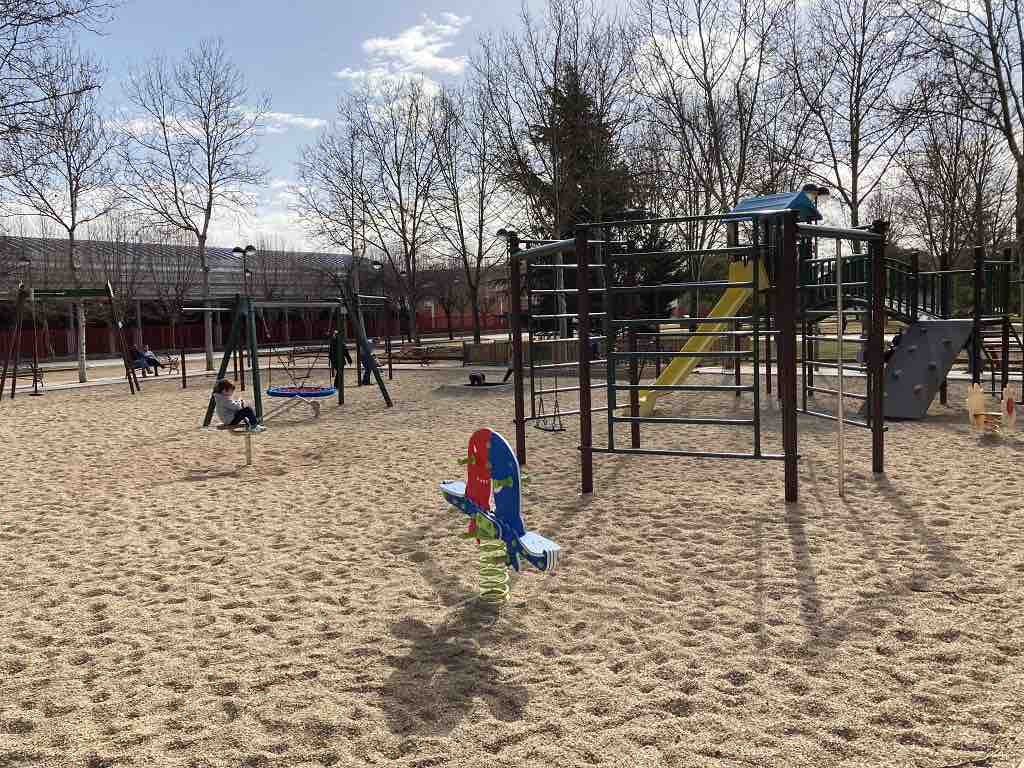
[263,111,327,134]
[335,13,471,91]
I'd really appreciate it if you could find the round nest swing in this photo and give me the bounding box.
[266,385,337,398]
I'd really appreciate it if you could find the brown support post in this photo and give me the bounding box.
[1002,315,1010,392]
[972,246,984,384]
[777,211,799,503]
[870,221,888,475]
[239,346,246,390]
[181,348,187,389]
[733,319,742,397]
[108,290,139,395]
[576,225,594,495]
[628,327,640,448]
[508,232,527,466]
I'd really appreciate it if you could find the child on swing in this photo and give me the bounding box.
[212,379,266,432]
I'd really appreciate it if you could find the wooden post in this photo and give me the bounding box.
[733,319,741,397]
[338,301,346,405]
[777,211,799,503]
[1002,315,1010,392]
[335,305,345,406]
[509,233,527,466]
[628,327,640,448]
[246,298,263,421]
[870,221,888,475]
[972,246,984,384]
[910,250,920,321]
[203,297,244,428]
[135,299,143,347]
[181,348,187,389]
[576,225,594,495]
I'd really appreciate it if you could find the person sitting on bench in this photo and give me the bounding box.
[142,344,164,371]
[130,346,153,374]
[212,379,266,432]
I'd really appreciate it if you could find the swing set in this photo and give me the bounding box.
[1,282,140,399]
[196,286,393,428]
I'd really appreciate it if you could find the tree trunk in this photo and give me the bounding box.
[170,317,178,350]
[42,312,55,359]
[66,304,75,358]
[1016,160,1024,257]
[408,300,419,343]
[199,234,214,370]
[445,307,454,340]
[135,299,144,347]
[69,230,87,383]
[471,293,482,343]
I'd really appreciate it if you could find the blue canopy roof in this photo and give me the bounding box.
[727,190,822,222]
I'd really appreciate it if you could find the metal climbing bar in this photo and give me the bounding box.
[608,280,754,293]
[614,382,755,392]
[610,350,751,359]
[533,360,606,370]
[612,315,754,326]
[611,415,756,426]
[530,335,607,344]
[591,447,787,460]
[529,288,605,295]
[797,224,883,241]
[531,312,607,319]
[806,386,868,400]
[603,245,753,260]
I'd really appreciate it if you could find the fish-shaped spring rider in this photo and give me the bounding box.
[440,428,560,604]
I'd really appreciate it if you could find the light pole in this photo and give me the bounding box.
[232,244,257,297]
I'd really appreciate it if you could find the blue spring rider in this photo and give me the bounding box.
[440,428,560,602]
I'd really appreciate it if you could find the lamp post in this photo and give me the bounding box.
[232,244,257,297]
[17,256,41,396]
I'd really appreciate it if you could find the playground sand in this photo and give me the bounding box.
[0,369,1022,767]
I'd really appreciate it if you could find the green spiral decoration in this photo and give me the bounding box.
[466,513,509,604]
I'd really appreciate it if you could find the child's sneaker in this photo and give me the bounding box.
[249,424,267,433]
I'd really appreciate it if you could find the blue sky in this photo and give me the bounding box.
[83,0,524,249]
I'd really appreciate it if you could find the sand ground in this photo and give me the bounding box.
[0,367,1022,767]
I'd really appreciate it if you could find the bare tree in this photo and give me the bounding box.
[0,1,113,152]
[294,112,368,266]
[784,0,918,231]
[1,47,118,381]
[906,0,1024,253]
[430,85,511,342]
[296,79,439,341]
[638,0,797,213]
[121,37,268,370]
[421,255,467,340]
[897,96,1016,269]
[477,0,638,236]
[80,214,147,351]
[145,227,200,350]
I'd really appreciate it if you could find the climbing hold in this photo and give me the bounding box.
[942,338,952,345]
[913,384,924,395]
[893,369,902,379]
[928,361,937,370]
[907,345,918,353]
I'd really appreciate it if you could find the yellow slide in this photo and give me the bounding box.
[638,259,769,416]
